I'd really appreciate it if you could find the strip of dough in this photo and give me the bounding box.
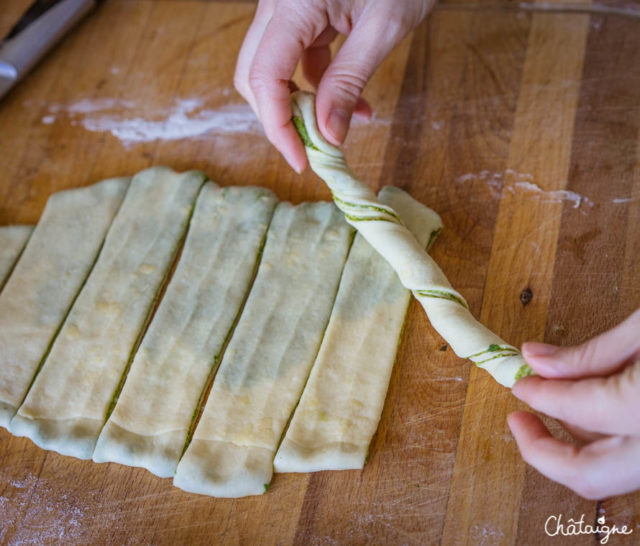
[291,91,532,388]
[0,225,33,288]
[10,167,205,459]
[274,187,442,473]
[174,201,353,497]
[0,179,128,428]
[93,183,278,477]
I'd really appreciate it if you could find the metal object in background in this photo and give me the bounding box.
[0,0,103,100]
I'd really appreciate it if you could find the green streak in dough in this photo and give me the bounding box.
[468,343,519,366]
[426,227,442,251]
[473,351,519,366]
[332,193,401,223]
[515,363,534,381]
[292,116,319,151]
[344,213,399,224]
[179,211,274,459]
[105,177,206,422]
[414,289,468,309]
[468,344,516,360]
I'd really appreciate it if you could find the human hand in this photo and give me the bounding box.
[234,0,434,173]
[508,308,640,499]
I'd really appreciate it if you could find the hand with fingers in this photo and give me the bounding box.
[234,0,435,173]
[509,308,640,500]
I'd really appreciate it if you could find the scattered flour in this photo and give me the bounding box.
[38,97,262,146]
[456,170,635,209]
[82,100,261,144]
[9,477,33,489]
[470,524,506,546]
[510,181,593,209]
[37,94,396,148]
[47,98,134,115]
[5,476,87,545]
[456,170,595,211]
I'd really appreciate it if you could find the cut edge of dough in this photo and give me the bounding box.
[9,414,103,460]
[0,401,18,429]
[174,439,272,498]
[93,421,183,478]
[274,439,364,473]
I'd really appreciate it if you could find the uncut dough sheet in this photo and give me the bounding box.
[0,225,33,288]
[93,184,277,477]
[174,201,353,497]
[0,179,128,428]
[10,167,204,459]
[274,187,443,472]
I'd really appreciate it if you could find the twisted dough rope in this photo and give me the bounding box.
[291,91,532,388]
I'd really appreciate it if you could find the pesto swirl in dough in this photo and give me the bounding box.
[291,91,531,388]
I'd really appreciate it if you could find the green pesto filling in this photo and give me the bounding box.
[292,116,319,151]
[468,344,513,359]
[514,363,534,381]
[414,289,468,309]
[264,483,270,493]
[469,342,520,366]
[473,351,519,366]
[344,213,399,223]
[426,227,442,251]
[332,193,401,222]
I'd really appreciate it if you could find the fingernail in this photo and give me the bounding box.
[284,150,305,175]
[327,108,349,144]
[292,160,305,174]
[523,342,558,358]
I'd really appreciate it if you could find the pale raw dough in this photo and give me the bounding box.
[292,91,531,388]
[174,201,353,497]
[0,225,33,288]
[274,186,442,472]
[10,167,205,459]
[0,178,128,428]
[93,183,277,477]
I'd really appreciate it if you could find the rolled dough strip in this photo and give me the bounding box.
[174,201,353,497]
[291,91,532,388]
[93,183,278,477]
[274,186,442,473]
[0,225,33,289]
[0,178,128,428]
[10,167,205,459]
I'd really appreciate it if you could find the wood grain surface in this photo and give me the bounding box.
[1,1,639,544]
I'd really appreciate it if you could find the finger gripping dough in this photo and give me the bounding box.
[291,91,532,388]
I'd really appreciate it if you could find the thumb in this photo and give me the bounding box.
[522,308,640,379]
[315,12,410,145]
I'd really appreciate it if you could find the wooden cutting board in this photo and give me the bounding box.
[1,1,639,543]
